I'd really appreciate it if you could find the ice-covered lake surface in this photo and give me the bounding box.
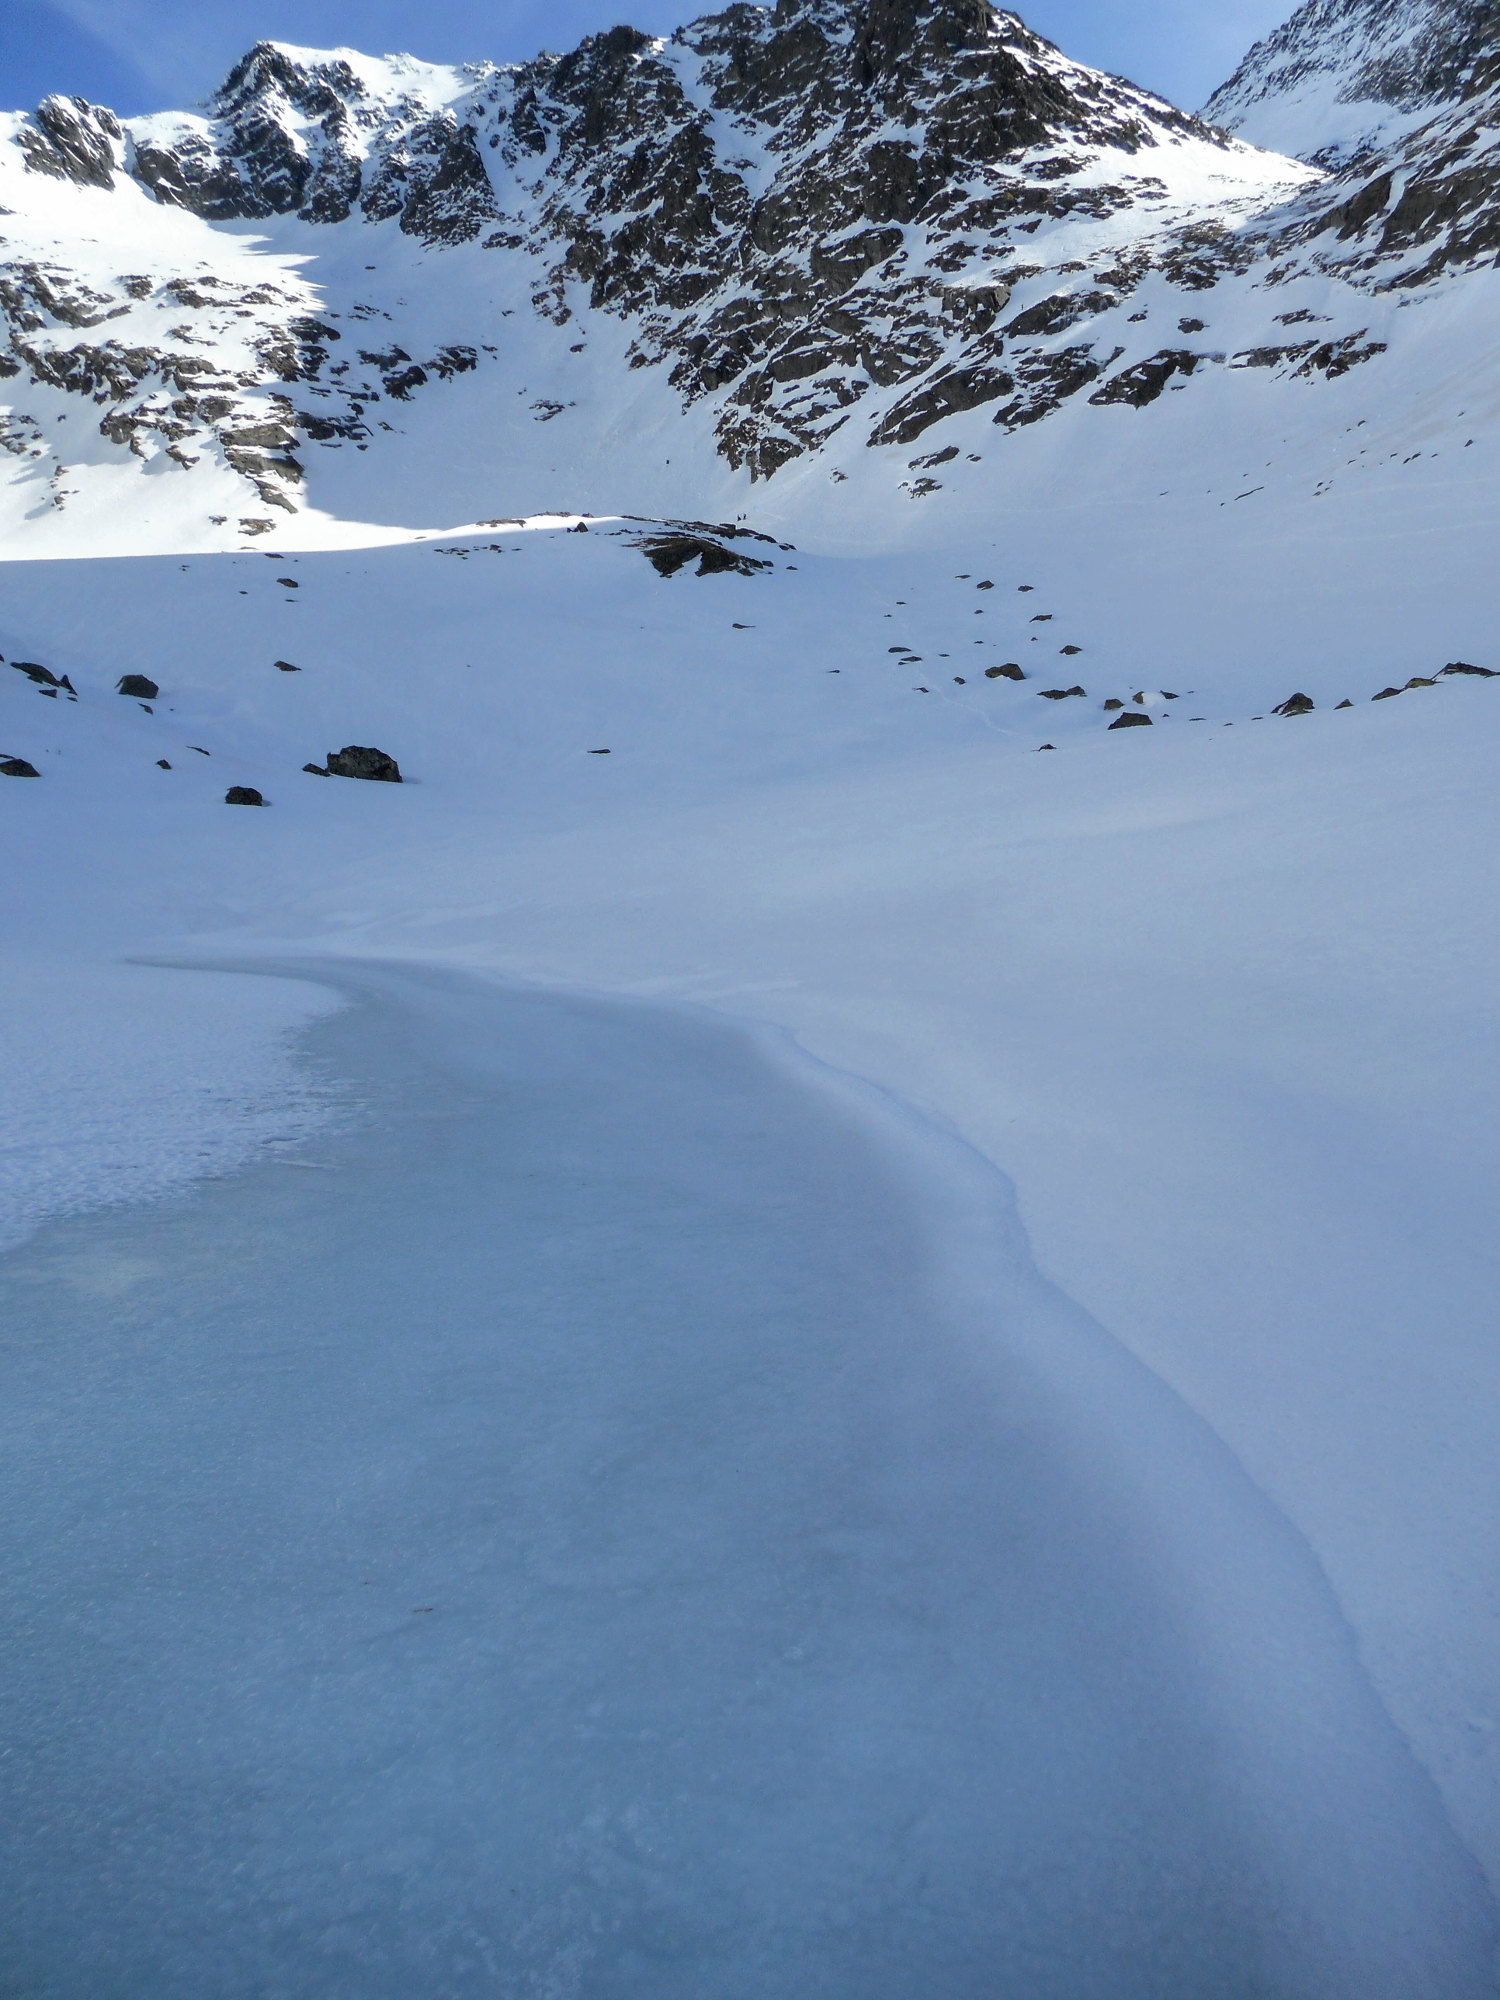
[1,967,1491,1998]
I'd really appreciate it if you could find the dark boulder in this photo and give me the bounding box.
[156,758,171,769]
[635,532,771,578]
[303,762,329,775]
[1272,692,1314,715]
[1109,710,1153,729]
[1060,644,1082,655]
[327,744,402,782]
[1441,661,1497,677]
[985,662,1025,680]
[117,673,159,699]
[14,661,60,687]
[276,659,301,672]
[1336,699,1353,708]
[1039,685,1086,699]
[1404,676,1437,689]
[225,785,265,805]
[1103,698,1124,710]
[1372,686,1402,700]
[1,756,41,777]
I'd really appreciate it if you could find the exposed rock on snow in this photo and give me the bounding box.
[116,673,159,698]
[224,784,265,804]
[1109,708,1153,727]
[326,744,402,781]
[635,531,771,577]
[1273,691,1316,713]
[12,661,73,694]
[1,754,40,775]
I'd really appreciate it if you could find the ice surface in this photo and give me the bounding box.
[0,965,1491,1997]
[0,959,345,1253]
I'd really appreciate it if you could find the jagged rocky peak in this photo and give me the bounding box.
[1204,0,1500,163]
[484,0,1282,471]
[117,0,1227,247]
[127,40,501,234]
[680,0,1219,154]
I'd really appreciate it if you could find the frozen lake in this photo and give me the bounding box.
[1,967,1490,1997]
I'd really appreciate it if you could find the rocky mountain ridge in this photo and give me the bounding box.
[1205,0,1500,290]
[1205,0,1499,162]
[0,0,1496,542]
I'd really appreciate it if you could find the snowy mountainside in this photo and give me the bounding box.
[0,0,1438,552]
[4,1,1497,558]
[6,0,1500,558]
[1203,0,1500,294]
[1204,0,1498,163]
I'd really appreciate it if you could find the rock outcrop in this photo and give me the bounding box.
[326,744,402,781]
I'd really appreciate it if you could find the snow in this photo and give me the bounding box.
[0,958,344,1254]
[1202,0,1485,161]
[3,427,1500,1932]
[4,10,1500,1975]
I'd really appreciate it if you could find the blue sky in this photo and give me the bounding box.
[3,0,1289,119]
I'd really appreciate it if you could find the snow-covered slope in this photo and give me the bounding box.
[4,0,1500,1976]
[1204,0,1497,163]
[1204,0,1500,296]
